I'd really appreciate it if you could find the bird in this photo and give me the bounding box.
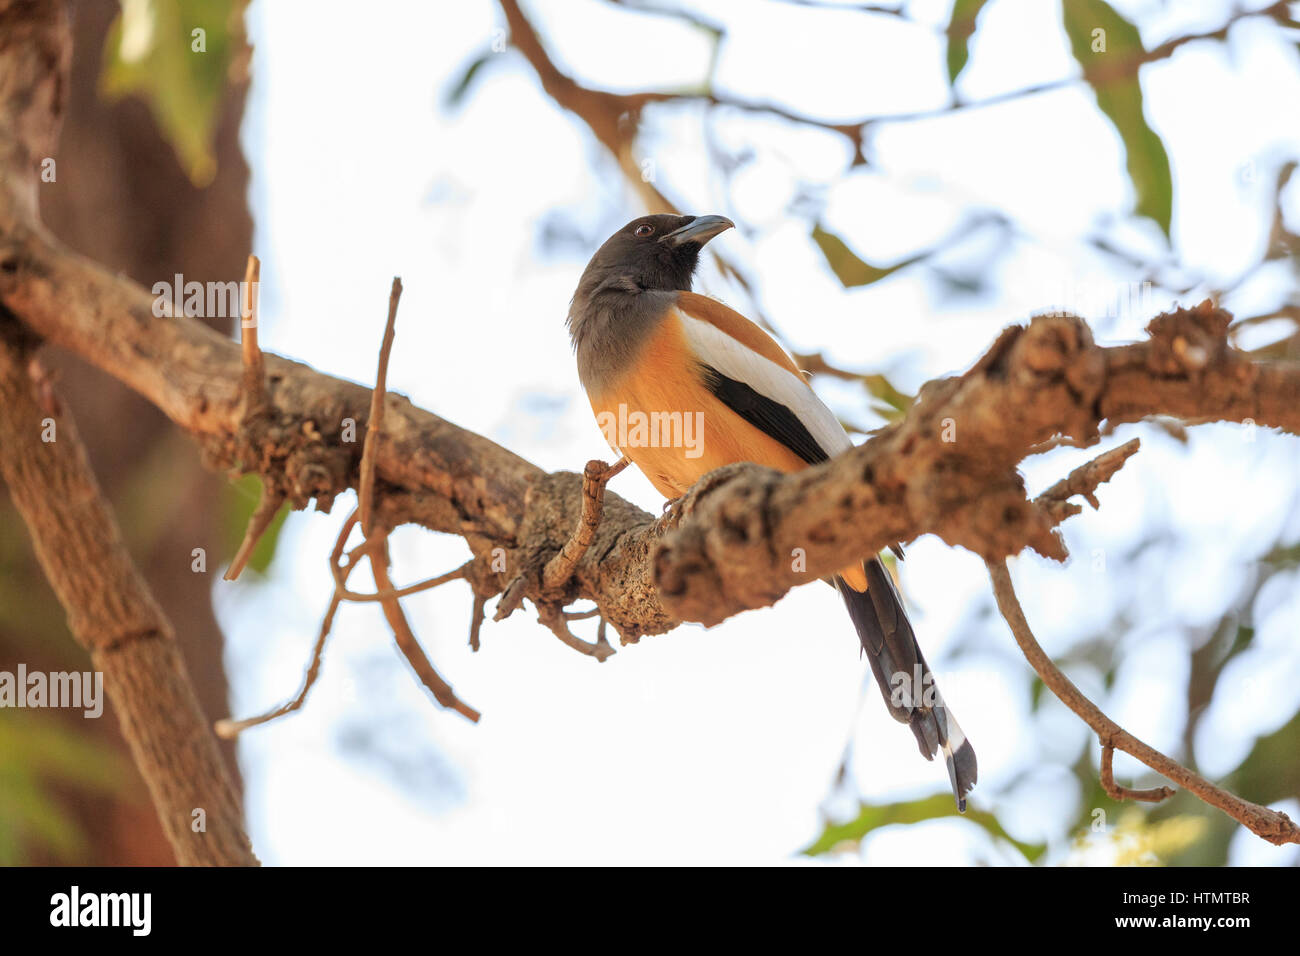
[566,212,977,811]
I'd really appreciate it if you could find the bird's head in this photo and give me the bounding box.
[571,213,734,306]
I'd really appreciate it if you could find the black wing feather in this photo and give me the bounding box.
[698,363,828,465]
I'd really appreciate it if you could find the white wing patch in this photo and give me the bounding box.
[674,308,852,458]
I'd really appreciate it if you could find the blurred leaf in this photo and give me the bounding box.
[1061,0,1173,237]
[946,0,989,85]
[116,432,201,556]
[222,474,288,576]
[861,372,914,422]
[930,265,989,299]
[1229,706,1300,806]
[1262,541,1300,569]
[812,225,925,287]
[100,0,243,187]
[444,48,496,108]
[0,713,128,864]
[802,793,1046,860]
[1069,807,1208,864]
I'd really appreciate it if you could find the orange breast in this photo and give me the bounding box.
[588,310,867,591]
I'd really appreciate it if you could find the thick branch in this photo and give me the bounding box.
[0,333,258,865]
[0,0,255,867]
[2,199,1298,635]
[653,307,1300,624]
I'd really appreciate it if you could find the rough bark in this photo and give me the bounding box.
[0,0,257,865]
[0,328,257,865]
[36,0,255,807]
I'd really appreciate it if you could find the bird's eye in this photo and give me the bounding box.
[634,224,654,237]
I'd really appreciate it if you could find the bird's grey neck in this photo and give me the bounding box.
[568,287,678,395]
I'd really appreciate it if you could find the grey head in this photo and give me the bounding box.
[567,213,734,393]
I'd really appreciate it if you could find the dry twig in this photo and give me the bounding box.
[988,559,1299,845]
[1101,742,1175,804]
[985,439,1298,840]
[1034,437,1142,525]
[536,601,616,662]
[219,277,481,734]
[224,254,286,582]
[239,254,265,414]
[359,277,401,537]
[215,512,363,739]
[542,456,628,590]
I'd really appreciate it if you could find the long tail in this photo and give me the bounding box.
[837,557,978,811]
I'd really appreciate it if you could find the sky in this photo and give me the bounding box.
[219,0,1300,864]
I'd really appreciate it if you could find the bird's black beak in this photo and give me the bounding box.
[664,214,734,247]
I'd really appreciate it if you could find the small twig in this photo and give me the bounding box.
[542,457,629,590]
[468,592,488,651]
[987,560,1300,845]
[345,284,482,722]
[25,355,61,416]
[1026,433,1091,454]
[223,483,286,582]
[563,606,602,621]
[216,505,361,737]
[372,537,481,722]
[345,278,479,713]
[536,602,616,662]
[223,254,283,582]
[1035,438,1141,525]
[1101,741,1175,804]
[332,559,471,604]
[359,277,402,537]
[239,254,266,414]
[493,572,529,622]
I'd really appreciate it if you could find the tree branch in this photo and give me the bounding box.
[0,331,258,865]
[2,191,1298,636]
[652,308,1300,625]
[0,0,256,867]
[987,559,1299,845]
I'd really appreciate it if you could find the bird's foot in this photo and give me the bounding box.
[653,496,685,534]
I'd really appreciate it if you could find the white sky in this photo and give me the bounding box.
[220,0,1300,864]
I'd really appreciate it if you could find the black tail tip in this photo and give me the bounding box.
[946,740,978,813]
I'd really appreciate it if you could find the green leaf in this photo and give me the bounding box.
[802,793,1046,861]
[860,372,914,418]
[222,475,289,576]
[444,49,496,109]
[100,0,242,187]
[946,0,990,85]
[1061,0,1173,237]
[811,225,925,288]
[0,712,129,864]
[1229,706,1300,806]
